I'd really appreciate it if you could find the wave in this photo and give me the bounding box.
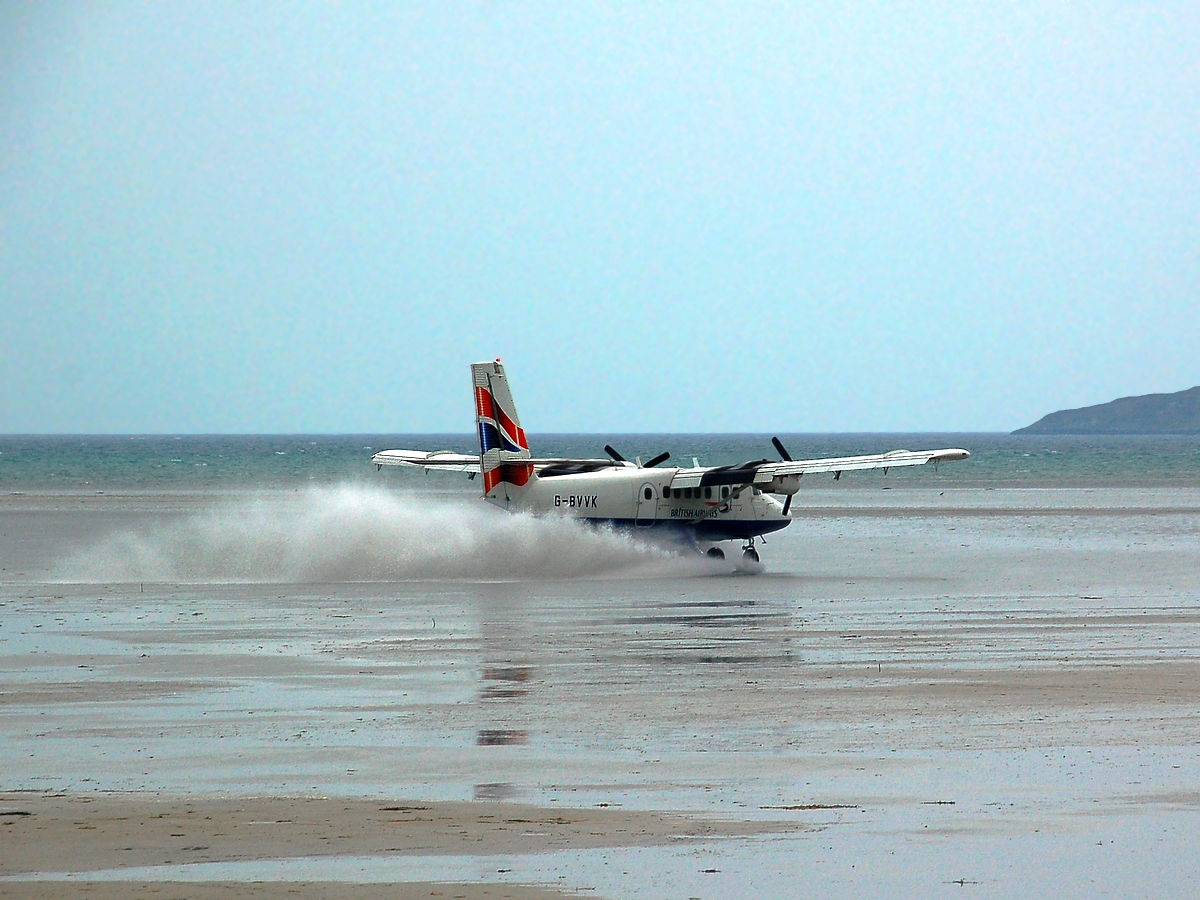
[54,485,700,583]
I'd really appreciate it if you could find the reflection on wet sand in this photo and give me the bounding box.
[481,665,533,700]
[614,598,797,667]
[474,781,521,801]
[475,598,535,783]
[477,729,528,746]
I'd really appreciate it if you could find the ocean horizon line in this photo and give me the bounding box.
[0,430,1078,438]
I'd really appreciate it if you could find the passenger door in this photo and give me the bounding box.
[635,483,657,526]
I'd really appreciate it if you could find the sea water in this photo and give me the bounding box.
[3,432,1200,491]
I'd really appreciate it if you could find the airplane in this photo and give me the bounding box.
[373,360,969,568]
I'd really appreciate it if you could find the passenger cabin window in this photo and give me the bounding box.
[684,487,692,499]
[721,486,730,499]
[704,487,712,499]
[643,487,653,500]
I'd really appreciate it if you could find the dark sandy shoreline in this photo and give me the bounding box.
[0,885,567,900]
[1,793,799,899]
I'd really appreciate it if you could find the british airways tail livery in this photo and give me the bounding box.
[373,360,969,567]
[473,361,534,494]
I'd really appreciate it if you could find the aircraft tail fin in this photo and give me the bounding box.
[472,360,533,496]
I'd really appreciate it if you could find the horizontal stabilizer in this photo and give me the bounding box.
[372,449,629,475]
[372,449,481,473]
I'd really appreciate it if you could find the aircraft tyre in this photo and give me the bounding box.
[741,547,760,565]
[705,547,726,560]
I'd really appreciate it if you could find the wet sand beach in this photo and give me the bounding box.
[0,794,793,899]
[2,484,1200,897]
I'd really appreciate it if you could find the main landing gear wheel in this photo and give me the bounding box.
[705,547,726,560]
[736,538,762,573]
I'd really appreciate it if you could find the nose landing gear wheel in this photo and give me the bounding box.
[736,538,762,572]
[705,547,726,560]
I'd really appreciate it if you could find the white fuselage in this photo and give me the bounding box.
[483,464,791,542]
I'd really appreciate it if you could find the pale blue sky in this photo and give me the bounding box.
[2,3,1197,433]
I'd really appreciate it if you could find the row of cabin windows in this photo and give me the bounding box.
[643,485,732,501]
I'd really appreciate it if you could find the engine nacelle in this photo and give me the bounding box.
[755,473,801,495]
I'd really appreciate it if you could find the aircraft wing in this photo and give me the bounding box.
[375,446,969,485]
[667,447,970,489]
[754,447,970,479]
[372,449,482,473]
[372,449,625,474]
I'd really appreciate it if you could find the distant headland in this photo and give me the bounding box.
[1014,386,1200,435]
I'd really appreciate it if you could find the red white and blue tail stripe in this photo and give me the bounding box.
[472,361,534,494]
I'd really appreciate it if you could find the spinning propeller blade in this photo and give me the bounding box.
[643,451,671,468]
[604,444,626,462]
[775,437,794,516]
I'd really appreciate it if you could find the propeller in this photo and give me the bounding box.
[604,444,626,462]
[606,444,670,468]
[772,436,794,516]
